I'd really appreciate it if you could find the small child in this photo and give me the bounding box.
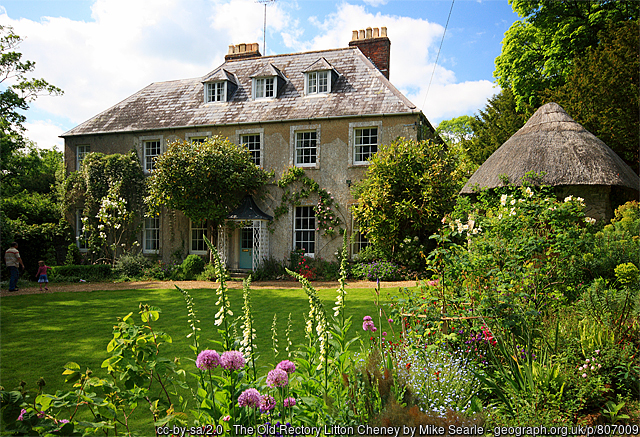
[35,261,52,291]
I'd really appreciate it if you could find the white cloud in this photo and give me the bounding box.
[363,0,388,7]
[23,120,65,150]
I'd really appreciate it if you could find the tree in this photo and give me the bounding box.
[351,138,464,263]
[1,25,63,181]
[61,150,146,264]
[436,115,474,147]
[145,136,271,230]
[495,0,638,110]
[462,88,530,166]
[544,21,639,174]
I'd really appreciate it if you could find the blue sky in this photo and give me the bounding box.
[0,0,521,149]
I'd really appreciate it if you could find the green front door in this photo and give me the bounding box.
[238,226,253,269]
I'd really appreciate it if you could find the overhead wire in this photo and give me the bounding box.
[421,0,455,111]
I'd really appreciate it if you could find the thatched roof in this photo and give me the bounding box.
[461,102,639,193]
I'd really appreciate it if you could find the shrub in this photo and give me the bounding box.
[252,257,286,281]
[51,264,112,282]
[114,253,151,278]
[181,254,205,280]
[65,243,83,266]
[142,260,182,281]
[197,263,217,282]
[352,261,403,281]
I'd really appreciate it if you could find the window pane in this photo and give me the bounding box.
[295,131,317,165]
[308,72,317,94]
[265,78,274,97]
[256,79,264,98]
[318,71,328,93]
[354,127,378,163]
[191,220,207,252]
[294,206,315,255]
[242,134,261,166]
[145,140,161,171]
[144,217,160,252]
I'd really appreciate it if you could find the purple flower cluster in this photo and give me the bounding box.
[266,368,289,387]
[276,360,296,374]
[196,350,221,370]
[220,350,245,370]
[238,388,262,408]
[363,315,377,332]
[283,397,296,407]
[260,394,276,413]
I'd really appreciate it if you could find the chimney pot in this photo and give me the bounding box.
[358,29,365,40]
[225,42,262,61]
[239,43,246,53]
[228,45,235,54]
[381,26,387,37]
[366,27,372,39]
[352,30,359,41]
[373,27,379,38]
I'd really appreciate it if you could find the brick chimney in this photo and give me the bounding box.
[225,43,262,62]
[349,27,390,79]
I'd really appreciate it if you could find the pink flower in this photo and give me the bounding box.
[267,368,289,387]
[582,373,587,378]
[220,350,245,371]
[284,397,296,407]
[363,320,375,331]
[17,409,27,421]
[196,350,221,370]
[238,388,261,408]
[363,316,372,321]
[222,415,231,422]
[260,395,276,413]
[276,360,296,374]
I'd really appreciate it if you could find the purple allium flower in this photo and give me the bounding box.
[17,409,26,421]
[284,397,296,407]
[363,320,376,332]
[238,388,262,408]
[266,368,289,387]
[220,350,245,370]
[363,315,372,321]
[196,350,221,370]
[276,360,296,374]
[260,394,276,413]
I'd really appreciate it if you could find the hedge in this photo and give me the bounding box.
[51,264,113,281]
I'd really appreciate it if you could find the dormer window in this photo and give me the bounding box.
[306,71,329,94]
[302,58,339,96]
[250,63,286,100]
[206,82,226,102]
[202,69,238,103]
[254,77,275,99]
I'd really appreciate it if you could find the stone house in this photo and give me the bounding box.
[62,27,434,270]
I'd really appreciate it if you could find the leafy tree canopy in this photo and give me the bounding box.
[436,115,474,147]
[462,88,530,166]
[0,25,63,182]
[495,0,638,110]
[352,138,464,260]
[145,137,272,227]
[543,20,639,174]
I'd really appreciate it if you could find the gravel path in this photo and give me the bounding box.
[1,279,419,297]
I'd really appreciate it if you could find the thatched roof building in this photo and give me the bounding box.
[461,103,639,220]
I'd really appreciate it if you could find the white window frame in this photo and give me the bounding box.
[205,81,227,103]
[76,210,89,252]
[349,121,382,166]
[236,128,264,168]
[253,77,275,100]
[294,206,316,257]
[185,131,211,143]
[190,219,208,255]
[305,70,330,95]
[290,124,320,169]
[143,216,160,254]
[139,135,163,174]
[76,145,90,171]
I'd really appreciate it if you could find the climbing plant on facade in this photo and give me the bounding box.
[60,150,146,264]
[273,167,344,238]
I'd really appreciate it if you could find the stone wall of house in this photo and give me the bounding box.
[64,113,421,267]
[556,185,612,223]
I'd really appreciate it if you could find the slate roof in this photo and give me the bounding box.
[62,47,419,137]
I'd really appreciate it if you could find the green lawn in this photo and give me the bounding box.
[1,283,399,396]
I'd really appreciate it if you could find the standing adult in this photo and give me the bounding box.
[5,242,25,292]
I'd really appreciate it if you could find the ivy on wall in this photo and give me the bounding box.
[273,167,344,238]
